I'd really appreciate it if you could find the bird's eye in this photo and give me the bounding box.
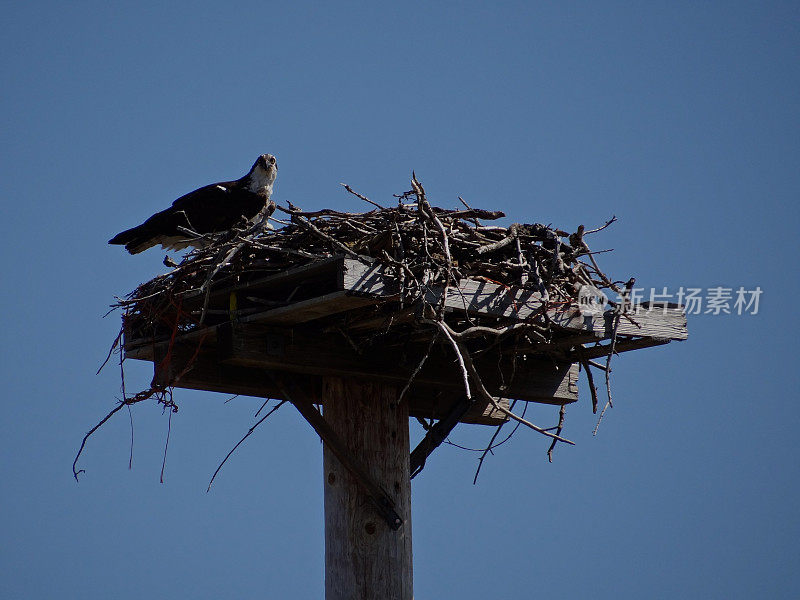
[268,156,276,164]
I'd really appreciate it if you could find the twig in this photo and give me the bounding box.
[584,215,617,235]
[546,404,567,462]
[118,344,133,471]
[458,196,481,227]
[73,401,128,481]
[447,400,527,458]
[432,321,471,400]
[593,277,634,434]
[160,409,173,483]
[398,330,440,403]
[472,406,516,485]
[431,320,573,445]
[126,404,134,470]
[476,223,518,255]
[96,328,123,375]
[412,173,453,317]
[587,359,608,371]
[206,400,286,492]
[341,183,385,209]
[579,354,600,414]
[281,209,362,259]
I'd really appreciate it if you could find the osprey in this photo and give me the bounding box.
[109,154,278,254]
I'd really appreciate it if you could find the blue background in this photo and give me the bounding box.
[2,2,798,598]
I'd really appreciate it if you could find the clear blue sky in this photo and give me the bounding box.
[2,2,798,598]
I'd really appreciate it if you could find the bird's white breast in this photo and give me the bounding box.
[247,168,276,197]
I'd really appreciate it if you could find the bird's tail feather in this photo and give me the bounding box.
[108,226,156,255]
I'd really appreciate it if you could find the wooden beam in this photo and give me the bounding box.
[242,290,379,325]
[271,375,403,530]
[182,255,345,304]
[150,345,298,398]
[571,336,672,361]
[144,343,511,425]
[124,257,686,362]
[217,323,579,406]
[409,395,471,479]
[550,306,688,340]
[322,377,413,600]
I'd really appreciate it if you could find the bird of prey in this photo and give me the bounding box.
[109,154,278,254]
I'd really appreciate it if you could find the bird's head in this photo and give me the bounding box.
[249,154,278,190]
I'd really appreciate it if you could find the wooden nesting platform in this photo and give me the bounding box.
[123,256,687,425]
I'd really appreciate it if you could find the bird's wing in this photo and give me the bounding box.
[164,181,239,233]
[110,180,267,254]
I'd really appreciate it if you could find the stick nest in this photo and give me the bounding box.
[118,176,621,340]
[82,175,629,484]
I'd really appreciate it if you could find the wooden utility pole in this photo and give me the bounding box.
[322,377,412,600]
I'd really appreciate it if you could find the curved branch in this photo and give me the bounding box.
[207,400,286,492]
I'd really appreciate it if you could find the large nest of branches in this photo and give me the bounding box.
[119,177,622,339]
[80,175,638,484]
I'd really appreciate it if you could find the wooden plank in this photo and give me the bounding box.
[151,344,290,398]
[217,323,579,406]
[241,291,379,325]
[572,337,672,361]
[340,258,687,340]
[430,279,545,319]
[465,397,509,423]
[122,291,376,356]
[142,342,508,425]
[128,258,684,354]
[341,258,398,297]
[409,387,509,425]
[182,255,344,303]
[343,259,546,320]
[550,306,688,340]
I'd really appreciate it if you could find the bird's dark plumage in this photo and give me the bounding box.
[110,154,278,254]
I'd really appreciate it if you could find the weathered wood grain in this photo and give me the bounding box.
[242,290,378,325]
[341,259,687,341]
[572,337,672,361]
[146,343,510,425]
[549,306,688,340]
[279,376,403,530]
[217,323,579,406]
[322,377,413,600]
[183,255,344,303]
